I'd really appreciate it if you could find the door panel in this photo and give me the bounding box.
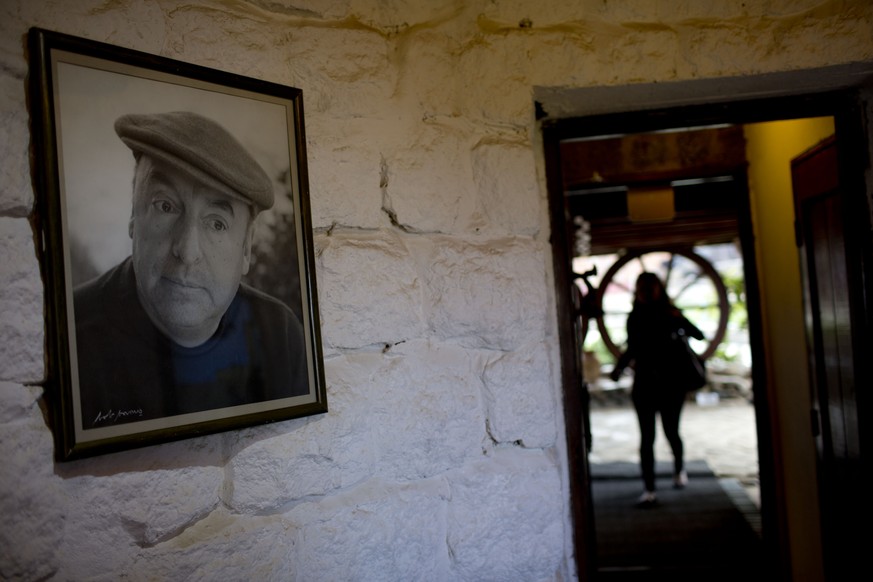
[792,135,862,581]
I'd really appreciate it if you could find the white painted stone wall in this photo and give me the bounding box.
[1,1,871,580]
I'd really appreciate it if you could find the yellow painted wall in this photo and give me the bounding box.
[744,117,835,581]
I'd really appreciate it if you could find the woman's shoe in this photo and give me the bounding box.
[673,470,688,489]
[636,490,657,508]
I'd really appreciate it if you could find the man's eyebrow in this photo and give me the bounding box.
[208,198,236,216]
[142,168,175,190]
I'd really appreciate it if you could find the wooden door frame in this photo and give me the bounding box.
[541,88,872,581]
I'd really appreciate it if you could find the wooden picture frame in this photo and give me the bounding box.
[28,28,327,460]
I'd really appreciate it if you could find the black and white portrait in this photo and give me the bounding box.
[31,30,325,458]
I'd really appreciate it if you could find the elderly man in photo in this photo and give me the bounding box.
[74,111,309,427]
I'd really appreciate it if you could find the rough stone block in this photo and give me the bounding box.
[274,27,396,118]
[224,353,382,513]
[289,477,452,581]
[476,0,744,24]
[386,123,478,233]
[316,230,426,349]
[224,401,374,513]
[397,31,460,120]
[366,340,487,479]
[352,0,459,31]
[446,448,565,581]
[124,509,296,582]
[0,74,32,216]
[472,140,542,236]
[455,35,552,123]
[0,217,45,383]
[0,388,62,581]
[482,341,557,448]
[0,381,41,423]
[410,235,548,350]
[306,119,386,229]
[55,464,223,577]
[227,340,486,512]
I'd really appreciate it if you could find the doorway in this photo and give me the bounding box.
[539,69,873,581]
[558,124,766,579]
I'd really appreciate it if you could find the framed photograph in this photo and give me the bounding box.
[28,28,327,461]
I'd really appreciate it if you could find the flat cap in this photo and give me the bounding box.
[115,111,274,211]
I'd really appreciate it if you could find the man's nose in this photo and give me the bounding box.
[171,215,202,264]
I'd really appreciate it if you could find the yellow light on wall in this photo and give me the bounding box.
[627,185,675,223]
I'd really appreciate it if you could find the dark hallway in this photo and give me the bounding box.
[542,85,873,578]
[587,396,766,581]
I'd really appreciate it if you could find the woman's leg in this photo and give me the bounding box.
[633,389,657,492]
[660,390,686,480]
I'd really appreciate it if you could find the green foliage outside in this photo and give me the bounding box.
[713,271,748,363]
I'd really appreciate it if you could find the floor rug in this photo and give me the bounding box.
[590,460,767,581]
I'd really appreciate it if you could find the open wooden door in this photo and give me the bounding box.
[792,135,865,581]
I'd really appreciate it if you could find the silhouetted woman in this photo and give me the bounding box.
[610,272,705,507]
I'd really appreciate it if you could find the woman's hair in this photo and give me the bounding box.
[634,272,672,308]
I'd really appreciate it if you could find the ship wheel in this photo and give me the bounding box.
[594,247,730,361]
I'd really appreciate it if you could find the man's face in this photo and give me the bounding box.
[129,156,254,347]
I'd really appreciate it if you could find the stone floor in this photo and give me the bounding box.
[587,392,761,506]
